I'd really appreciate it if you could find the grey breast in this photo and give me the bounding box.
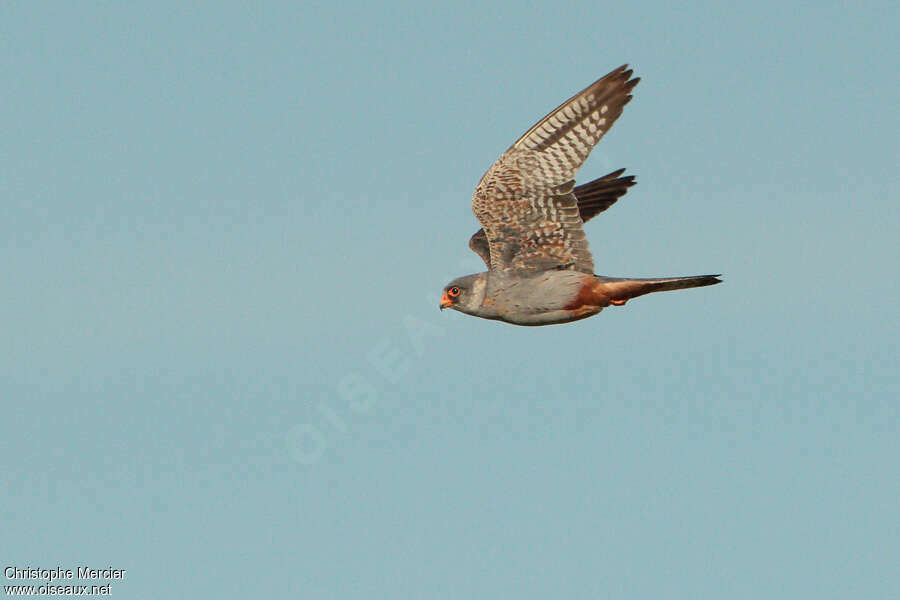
[493,270,585,315]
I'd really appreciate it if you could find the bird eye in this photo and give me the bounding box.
[448,286,460,297]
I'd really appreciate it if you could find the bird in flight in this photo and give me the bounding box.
[440,65,721,326]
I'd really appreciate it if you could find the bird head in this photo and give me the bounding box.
[440,273,487,314]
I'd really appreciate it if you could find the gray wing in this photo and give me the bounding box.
[471,65,639,273]
[468,168,636,268]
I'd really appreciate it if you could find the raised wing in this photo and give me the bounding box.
[471,65,639,273]
[468,168,636,268]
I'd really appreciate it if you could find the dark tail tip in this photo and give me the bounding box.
[698,274,723,286]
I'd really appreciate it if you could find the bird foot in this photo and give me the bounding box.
[610,299,627,306]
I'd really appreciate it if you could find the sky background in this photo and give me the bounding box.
[1,2,898,598]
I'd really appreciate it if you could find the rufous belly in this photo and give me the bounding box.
[563,274,616,311]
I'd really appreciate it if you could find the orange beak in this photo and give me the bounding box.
[440,293,452,310]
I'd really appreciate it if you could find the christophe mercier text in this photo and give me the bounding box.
[5,566,126,593]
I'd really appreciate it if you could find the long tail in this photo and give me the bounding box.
[596,274,722,304]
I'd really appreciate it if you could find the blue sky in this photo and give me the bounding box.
[1,2,897,598]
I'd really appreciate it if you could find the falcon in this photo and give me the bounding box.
[440,65,721,326]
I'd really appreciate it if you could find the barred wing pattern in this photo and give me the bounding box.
[468,169,636,268]
[471,65,639,273]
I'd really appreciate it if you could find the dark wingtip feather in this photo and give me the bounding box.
[572,169,638,223]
